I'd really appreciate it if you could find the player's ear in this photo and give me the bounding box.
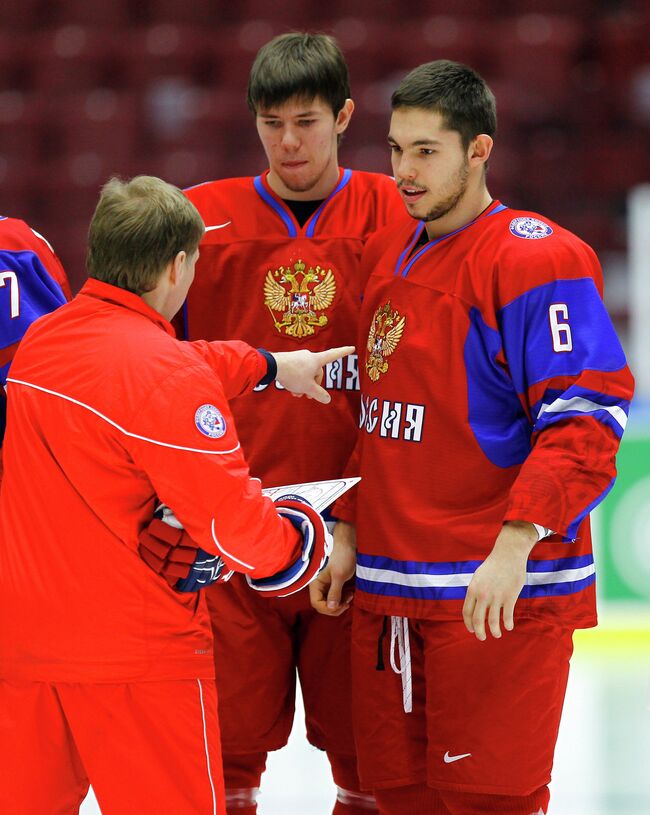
[468,134,493,168]
[169,251,187,286]
[335,99,355,136]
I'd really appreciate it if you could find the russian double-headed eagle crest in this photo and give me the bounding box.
[365,301,406,381]
[263,259,337,338]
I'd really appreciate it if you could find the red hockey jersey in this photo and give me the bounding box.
[0,279,302,682]
[341,203,634,627]
[183,169,402,490]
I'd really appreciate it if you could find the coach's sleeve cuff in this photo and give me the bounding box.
[256,348,277,387]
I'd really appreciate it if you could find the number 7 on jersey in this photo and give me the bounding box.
[0,271,20,318]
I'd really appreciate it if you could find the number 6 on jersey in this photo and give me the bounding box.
[549,303,572,352]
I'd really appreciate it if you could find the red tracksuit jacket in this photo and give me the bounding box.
[0,278,301,682]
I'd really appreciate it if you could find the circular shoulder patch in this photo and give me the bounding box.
[509,216,553,240]
[195,404,227,439]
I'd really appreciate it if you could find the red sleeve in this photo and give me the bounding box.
[124,361,301,577]
[188,339,268,399]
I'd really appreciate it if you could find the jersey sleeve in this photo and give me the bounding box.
[0,220,71,478]
[189,338,268,399]
[123,362,302,577]
[0,223,70,386]
[497,242,634,539]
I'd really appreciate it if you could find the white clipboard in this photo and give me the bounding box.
[262,477,360,512]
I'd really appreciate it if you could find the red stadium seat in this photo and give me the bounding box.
[394,16,491,76]
[0,0,44,31]
[0,92,41,164]
[596,15,650,91]
[117,26,216,91]
[29,28,121,95]
[491,15,584,116]
[49,92,142,164]
[49,0,133,29]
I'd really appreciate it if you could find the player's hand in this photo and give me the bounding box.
[175,548,228,592]
[272,346,355,404]
[462,522,538,641]
[310,521,356,616]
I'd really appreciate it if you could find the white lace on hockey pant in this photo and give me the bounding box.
[389,616,412,713]
[225,787,260,808]
[336,787,379,810]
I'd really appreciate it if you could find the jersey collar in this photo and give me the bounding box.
[253,168,353,238]
[394,201,508,278]
[79,278,175,336]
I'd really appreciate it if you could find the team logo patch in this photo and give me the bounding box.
[264,259,337,339]
[365,301,406,382]
[195,404,227,438]
[509,217,553,240]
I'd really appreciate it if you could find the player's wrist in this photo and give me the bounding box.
[498,521,539,554]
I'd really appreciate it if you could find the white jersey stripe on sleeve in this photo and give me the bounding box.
[537,396,627,432]
[7,377,241,456]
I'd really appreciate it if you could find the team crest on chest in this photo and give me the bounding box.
[263,259,337,338]
[365,301,406,382]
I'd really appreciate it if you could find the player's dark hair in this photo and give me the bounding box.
[391,60,496,150]
[87,176,204,295]
[247,32,350,116]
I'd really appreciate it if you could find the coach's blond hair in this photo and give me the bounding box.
[87,175,204,295]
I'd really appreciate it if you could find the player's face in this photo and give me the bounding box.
[256,96,353,200]
[389,107,471,224]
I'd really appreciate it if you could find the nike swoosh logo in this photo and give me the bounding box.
[443,751,472,764]
[204,222,231,232]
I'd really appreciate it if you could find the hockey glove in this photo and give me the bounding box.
[138,506,232,592]
[245,494,333,598]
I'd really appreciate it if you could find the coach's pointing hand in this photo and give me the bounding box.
[272,346,355,404]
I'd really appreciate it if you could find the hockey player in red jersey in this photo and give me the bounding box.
[178,33,402,815]
[0,176,351,815]
[0,216,70,481]
[311,61,634,815]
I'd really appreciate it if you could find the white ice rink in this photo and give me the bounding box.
[79,611,650,815]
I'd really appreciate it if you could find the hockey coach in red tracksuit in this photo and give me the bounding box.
[0,175,349,815]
